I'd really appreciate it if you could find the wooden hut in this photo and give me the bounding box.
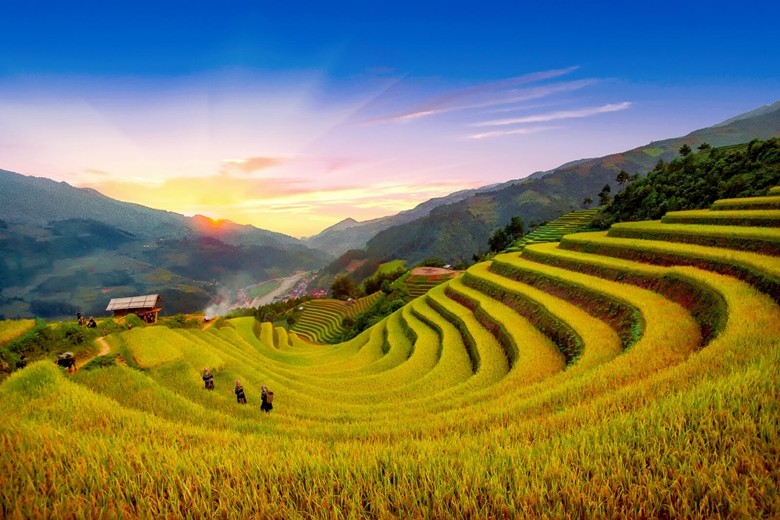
[106,294,162,322]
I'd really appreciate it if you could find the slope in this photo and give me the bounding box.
[2,190,778,517]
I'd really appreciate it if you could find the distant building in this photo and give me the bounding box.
[106,294,163,322]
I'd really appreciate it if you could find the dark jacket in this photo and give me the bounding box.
[235,386,247,403]
[261,389,273,412]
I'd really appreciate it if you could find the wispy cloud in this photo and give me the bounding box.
[467,126,560,140]
[444,79,598,114]
[365,66,581,124]
[473,102,632,128]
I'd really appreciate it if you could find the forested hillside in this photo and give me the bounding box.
[339,107,780,266]
[600,138,780,225]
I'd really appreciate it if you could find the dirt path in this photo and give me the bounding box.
[96,337,110,357]
[74,336,111,372]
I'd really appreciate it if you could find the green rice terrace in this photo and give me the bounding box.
[289,292,384,343]
[506,208,601,252]
[2,189,780,518]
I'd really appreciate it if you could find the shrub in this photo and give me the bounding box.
[125,314,143,329]
[161,314,201,329]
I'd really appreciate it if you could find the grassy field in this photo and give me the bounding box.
[1,189,779,518]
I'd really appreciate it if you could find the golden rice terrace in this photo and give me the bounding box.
[2,189,779,518]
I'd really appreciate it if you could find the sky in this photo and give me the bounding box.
[2,1,779,237]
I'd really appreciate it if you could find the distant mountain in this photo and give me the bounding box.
[358,101,780,265]
[714,100,780,127]
[0,170,304,248]
[303,186,505,255]
[320,217,361,233]
[307,102,780,258]
[514,100,780,184]
[0,170,329,319]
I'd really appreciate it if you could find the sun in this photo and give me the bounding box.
[190,214,231,235]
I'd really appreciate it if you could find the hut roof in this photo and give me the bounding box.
[106,294,161,311]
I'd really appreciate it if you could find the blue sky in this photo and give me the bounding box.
[2,1,778,236]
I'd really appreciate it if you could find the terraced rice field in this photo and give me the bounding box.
[290,292,383,343]
[2,188,780,518]
[507,207,601,251]
[404,266,462,297]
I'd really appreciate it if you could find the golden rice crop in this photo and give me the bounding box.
[561,230,780,276]
[122,327,184,368]
[662,208,780,226]
[3,193,780,518]
[608,220,780,253]
[0,319,35,345]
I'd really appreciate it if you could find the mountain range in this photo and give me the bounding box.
[0,172,327,319]
[312,101,780,265]
[2,100,779,318]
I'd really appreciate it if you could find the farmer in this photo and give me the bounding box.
[57,353,76,373]
[87,317,97,328]
[202,368,215,390]
[235,380,247,404]
[16,355,27,369]
[260,385,274,413]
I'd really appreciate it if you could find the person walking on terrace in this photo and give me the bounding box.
[235,380,247,404]
[260,385,274,413]
[202,368,215,390]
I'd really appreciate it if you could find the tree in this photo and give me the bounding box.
[331,276,358,300]
[679,144,692,157]
[616,170,631,189]
[488,228,510,252]
[582,197,593,209]
[697,142,711,151]
[363,268,406,294]
[598,184,612,206]
[505,217,525,241]
[487,217,525,253]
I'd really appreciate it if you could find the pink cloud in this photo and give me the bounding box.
[364,66,581,124]
[220,156,286,174]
